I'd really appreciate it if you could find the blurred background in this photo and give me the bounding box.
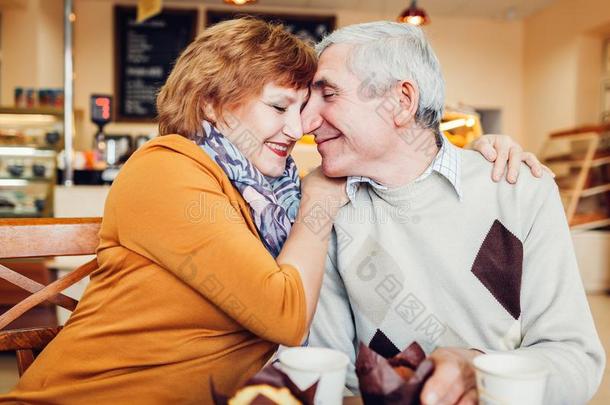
[0,0,608,402]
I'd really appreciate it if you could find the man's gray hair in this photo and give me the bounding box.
[316,21,445,132]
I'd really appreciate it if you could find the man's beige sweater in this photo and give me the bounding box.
[309,145,605,405]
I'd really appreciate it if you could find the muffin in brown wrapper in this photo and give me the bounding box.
[228,386,301,405]
[212,363,318,405]
[246,365,290,389]
[356,342,435,405]
[249,393,285,405]
[388,341,426,370]
[392,366,415,381]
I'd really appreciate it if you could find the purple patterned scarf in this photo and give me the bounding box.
[198,121,301,258]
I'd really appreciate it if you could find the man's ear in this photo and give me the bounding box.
[393,81,419,127]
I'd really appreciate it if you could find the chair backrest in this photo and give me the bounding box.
[0,217,102,376]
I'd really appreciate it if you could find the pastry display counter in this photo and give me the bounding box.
[0,108,64,217]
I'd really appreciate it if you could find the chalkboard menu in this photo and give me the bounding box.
[114,7,198,121]
[206,10,335,45]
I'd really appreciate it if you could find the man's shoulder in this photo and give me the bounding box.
[459,148,560,237]
[459,148,556,199]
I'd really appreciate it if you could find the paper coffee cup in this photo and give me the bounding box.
[474,353,549,405]
[278,347,349,405]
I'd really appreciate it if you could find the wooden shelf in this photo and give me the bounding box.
[581,184,610,197]
[550,123,610,138]
[562,184,610,198]
[0,107,65,117]
[545,152,610,168]
[541,125,610,231]
[570,213,610,231]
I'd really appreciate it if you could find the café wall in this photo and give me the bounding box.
[523,0,610,152]
[1,0,63,105]
[1,0,525,150]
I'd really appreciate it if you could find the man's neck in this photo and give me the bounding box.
[363,127,439,188]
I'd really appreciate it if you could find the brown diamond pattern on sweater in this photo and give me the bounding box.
[369,329,400,358]
[471,220,523,319]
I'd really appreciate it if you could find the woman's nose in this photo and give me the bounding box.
[300,97,323,134]
[283,111,304,140]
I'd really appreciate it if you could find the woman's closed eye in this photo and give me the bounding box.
[271,104,287,113]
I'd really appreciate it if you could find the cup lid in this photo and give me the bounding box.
[279,347,350,372]
[474,353,549,380]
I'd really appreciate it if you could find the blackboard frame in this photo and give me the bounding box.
[205,9,336,46]
[114,6,198,123]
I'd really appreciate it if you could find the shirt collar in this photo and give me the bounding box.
[345,134,463,202]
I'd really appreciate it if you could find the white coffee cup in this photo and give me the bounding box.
[278,347,349,405]
[474,353,549,405]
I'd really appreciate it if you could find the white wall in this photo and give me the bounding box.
[1,0,41,104]
[426,17,523,144]
[0,0,64,103]
[37,0,64,89]
[523,0,610,152]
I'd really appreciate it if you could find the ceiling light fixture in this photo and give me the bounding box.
[398,0,430,26]
[223,0,257,5]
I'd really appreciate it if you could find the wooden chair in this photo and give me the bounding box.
[0,218,101,376]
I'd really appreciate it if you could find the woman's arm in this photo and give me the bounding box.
[110,146,331,346]
[276,168,348,331]
[467,134,554,183]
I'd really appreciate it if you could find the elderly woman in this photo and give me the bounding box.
[1,18,544,404]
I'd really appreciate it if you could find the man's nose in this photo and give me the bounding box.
[301,97,324,134]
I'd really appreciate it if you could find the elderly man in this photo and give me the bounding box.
[301,21,605,405]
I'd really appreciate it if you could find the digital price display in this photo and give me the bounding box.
[91,94,113,126]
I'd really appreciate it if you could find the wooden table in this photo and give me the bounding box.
[343,397,363,405]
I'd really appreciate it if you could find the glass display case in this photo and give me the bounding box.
[0,107,63,217]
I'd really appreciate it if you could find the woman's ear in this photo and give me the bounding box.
[393,81,419,127]
[202,102,217,123]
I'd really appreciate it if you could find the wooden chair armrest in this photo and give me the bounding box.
[0,326,63,351]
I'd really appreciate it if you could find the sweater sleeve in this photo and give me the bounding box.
[510,182,605,404]
[108,144,307,347]
[308,229,360,393]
